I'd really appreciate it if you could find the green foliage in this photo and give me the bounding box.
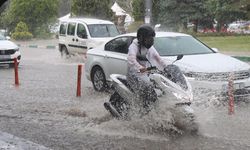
[131,0,144,21]
[71,0,113,19]
[206,0,248,32]
[197,35,250,52]
[126,21,144,32]
[11,21,33,40]
[155,0,208,32]
[2,0,59,37]
[131,0,250,32]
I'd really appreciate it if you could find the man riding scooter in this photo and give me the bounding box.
[126,24,168,113]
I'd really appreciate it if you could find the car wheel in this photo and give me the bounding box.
[61,46,69,58]
[91,66,107,92]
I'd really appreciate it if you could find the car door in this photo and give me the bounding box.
[66,22,77,53]
[75,23,88,54]
[103,36,134,78]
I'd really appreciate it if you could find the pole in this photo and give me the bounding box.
[76,64,82,97]
[14,58,19,86]
[145,0,152,25]
[228,73,234,115]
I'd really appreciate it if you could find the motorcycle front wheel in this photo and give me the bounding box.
[109,92,130,119]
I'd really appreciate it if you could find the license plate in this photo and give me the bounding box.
[222,82,245,91]
[0,55,10,59]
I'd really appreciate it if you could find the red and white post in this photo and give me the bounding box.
[228,73,234,115]
[76,64,82,97]
[14,58,19,86]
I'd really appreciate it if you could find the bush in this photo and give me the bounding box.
[11,32,33,40]
[11,21,33,40]
[34,27,53,39]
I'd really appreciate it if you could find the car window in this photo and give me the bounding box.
[0,34,6,40]
[67,22,76,36]
[87,24,120,38]
[105,37,133,54]
[154,36,214,56]
[77,23,87,39]
[59,22,67,35]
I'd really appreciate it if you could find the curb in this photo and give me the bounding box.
[17,44,58,49]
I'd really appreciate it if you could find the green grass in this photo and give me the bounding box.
[197,36,250,52]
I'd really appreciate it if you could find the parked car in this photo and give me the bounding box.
[85,32,250,100]
[58,18,120,56]
[0,34,21,66]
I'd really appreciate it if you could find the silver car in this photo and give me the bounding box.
[0,34,21,66]
[85,32,250,99]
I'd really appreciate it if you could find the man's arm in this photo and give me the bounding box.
[127,44,145,72]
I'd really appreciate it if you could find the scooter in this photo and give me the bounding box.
[104,55,198,132]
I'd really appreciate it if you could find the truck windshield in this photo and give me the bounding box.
[88,24,120,38]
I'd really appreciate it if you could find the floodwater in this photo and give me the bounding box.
[1,45,250,150]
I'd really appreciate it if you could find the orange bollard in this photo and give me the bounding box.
[228,73,234,115]
[76,64,82,97]
[14,58,19,86]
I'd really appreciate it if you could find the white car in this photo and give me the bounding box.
[58,18,120,56]
[0,34,21,66]
[85,32,250,99]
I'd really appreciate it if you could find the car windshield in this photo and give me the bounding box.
[0,34,6,40]
[154,36,214,56]
[87,24,120,38]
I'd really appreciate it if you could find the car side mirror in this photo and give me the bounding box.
[78,32,88,39]
[154,24,161,31]
[81,33,87,39]
[212,48,218,52]
[6,36,10,40]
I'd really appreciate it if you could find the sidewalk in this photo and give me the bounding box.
[14,39,59,49]
[0,131,50,150]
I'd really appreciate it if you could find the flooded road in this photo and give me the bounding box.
[0,45,250,150]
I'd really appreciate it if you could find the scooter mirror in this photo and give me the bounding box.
[176,55,183,61]
[172,54,184,64]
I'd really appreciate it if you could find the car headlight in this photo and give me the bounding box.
[13,47,19,52]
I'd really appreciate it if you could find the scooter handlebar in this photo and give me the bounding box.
[146,66,157,71]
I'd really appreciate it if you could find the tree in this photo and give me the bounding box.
[131,0,209,32]
[58,0,71,17]
[131,0,144,21]
[154,0,208,32]
[206,0,248,32]
[71,0,113,19]
[2,0,59,37]
[11,21,33,40]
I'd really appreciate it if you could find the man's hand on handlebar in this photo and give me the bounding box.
[139,66,157,73]
[139,67,148,73]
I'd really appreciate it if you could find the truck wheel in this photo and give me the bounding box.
[61,46,69,58]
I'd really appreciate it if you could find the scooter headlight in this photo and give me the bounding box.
[173,92,193,102]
